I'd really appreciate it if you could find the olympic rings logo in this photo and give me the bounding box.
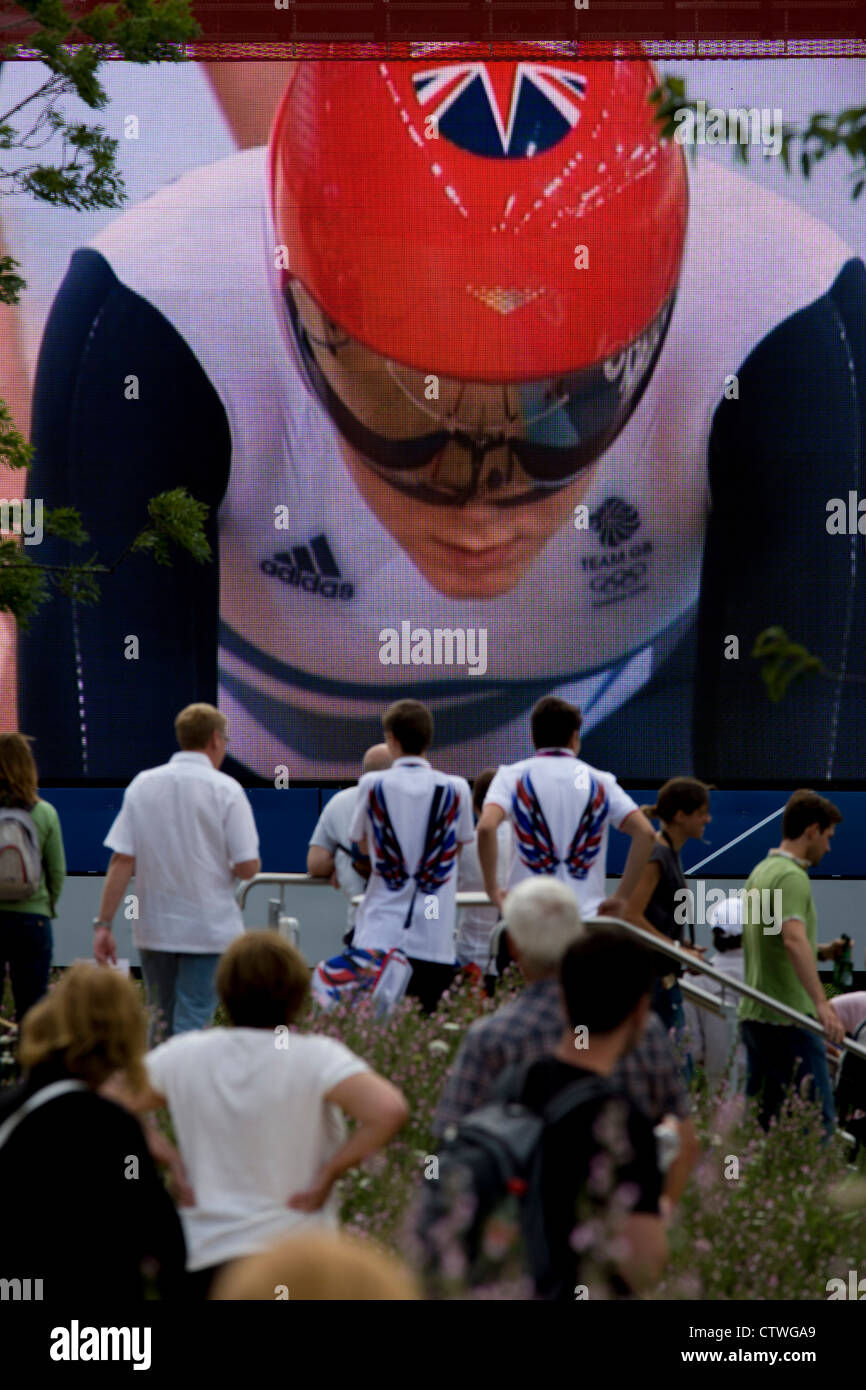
[588,562,647,595]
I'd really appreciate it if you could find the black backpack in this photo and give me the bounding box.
[417,1060,613,1295]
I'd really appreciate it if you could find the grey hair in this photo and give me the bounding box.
[503,877,584,976]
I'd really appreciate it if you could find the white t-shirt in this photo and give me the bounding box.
[308,785,366,929]
[145,1027,369,1271]
[349,756,475,963]
[104,751,260,953]
[484,748,638,916]
[830,991,866,1037]
[456,821,512,970]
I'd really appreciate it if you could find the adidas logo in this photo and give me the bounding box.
[261,534,354,601]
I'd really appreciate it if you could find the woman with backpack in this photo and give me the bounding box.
[0,732,65,1022]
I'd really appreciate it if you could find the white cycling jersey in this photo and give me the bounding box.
[82,145,851,779]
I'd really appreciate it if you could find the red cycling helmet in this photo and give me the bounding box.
[269,47,688,504]
[269,47,687,382]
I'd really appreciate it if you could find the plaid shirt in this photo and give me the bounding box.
[432,977,690,1138]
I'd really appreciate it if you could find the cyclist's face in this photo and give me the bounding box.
[339,434,595,599]
[289,281,672,596]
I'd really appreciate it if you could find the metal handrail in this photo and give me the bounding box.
[236,872,329,910]
[235,876,866,1061]
[234,873,495,912]
[584,914,866,1062]
[678,977,729,1019]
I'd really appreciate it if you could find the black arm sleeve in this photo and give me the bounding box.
[18,248,232,778]
[694,257,866,782]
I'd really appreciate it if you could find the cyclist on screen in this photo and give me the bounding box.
[19,47,866,781]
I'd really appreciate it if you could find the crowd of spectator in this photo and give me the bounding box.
[0,696,863,1301]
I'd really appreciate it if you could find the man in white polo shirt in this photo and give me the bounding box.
[94,703,261,1039]
[477,696,656,921]
[349,700,474,1013]
[307,742,393,943]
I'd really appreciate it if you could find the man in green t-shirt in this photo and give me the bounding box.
[739,789,846,1138]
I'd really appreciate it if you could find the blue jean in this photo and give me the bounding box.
[139,949,220,1043]
[0,910,52,1022]
[740,1020,836,1141]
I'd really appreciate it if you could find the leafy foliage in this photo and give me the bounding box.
[320,990,866,1299]
[649,75,699,157]
[131,488,212,567]
[44,505,89,545]
[0,488,210,627]
[752,626,826,702]
[0,397,33,473]
[0,536,49,629]
[10,967,863,1300]
[0,1,205,626]
[651,74,866,198]
[0,251,26,306]
[654,1086,866,1300]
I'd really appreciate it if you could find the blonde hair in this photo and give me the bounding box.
[174,702,227,751]
[210,1229,421,1301]
[0,732,38,807]
[503,876,584,976]
[19,962,149,1093]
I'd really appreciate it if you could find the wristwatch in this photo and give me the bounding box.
[92,918,112,929]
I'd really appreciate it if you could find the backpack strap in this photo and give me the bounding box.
[541,1073,615,1128]
[490,1061,613,1123]
[402,784,445,931]
[0,1079,88,1156]
[489,1057,537,1106]
[0,808,38,829]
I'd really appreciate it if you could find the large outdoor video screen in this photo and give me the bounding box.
[2,50,864,782]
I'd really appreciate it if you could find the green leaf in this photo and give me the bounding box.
[132,487,211,567]
[55,564,103,606]
[44,507,90,546]
[0,542,50,631]
[835,106,866,126]
[0,400,33,473]
[752,626,825,702]
[0,255,26,307]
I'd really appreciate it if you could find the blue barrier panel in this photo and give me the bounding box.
[247,789,321,870]
[606,791,866,879]
[35,788,866,880]
[43,788,321,873]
